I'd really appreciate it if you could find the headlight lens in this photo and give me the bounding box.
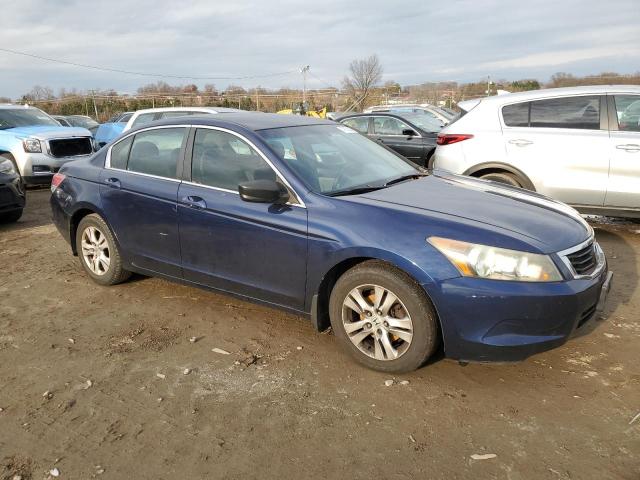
[0,158,16,174]
[23,138,42,153]
[429,237,563,282]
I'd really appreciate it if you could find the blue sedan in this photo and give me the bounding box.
[50,113,612,372]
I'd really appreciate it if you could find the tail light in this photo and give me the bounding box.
[51,172,66,193]
[436,134,474,146]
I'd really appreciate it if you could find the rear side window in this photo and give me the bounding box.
[127,128,187,179]
[614,95,640,132]
[191,128,276,191]
[502,102,529,127]
[110,136,133,170]
[131,112,157,128]
[530,96,600,130]
[341,117,369,134]
[159,111,198,119]
[373,117,410,135]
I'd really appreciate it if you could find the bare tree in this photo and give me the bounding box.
[342,54,383,111]
[22,85,55,102]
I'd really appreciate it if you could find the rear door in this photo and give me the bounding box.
[372,116,425,164]
[502,95,609,206]
[100,126,188,277]
[605,94,640,209]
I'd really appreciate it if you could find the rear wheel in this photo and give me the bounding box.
[329,260,439,373]
[479,171,523,188]
[76,214,131,285]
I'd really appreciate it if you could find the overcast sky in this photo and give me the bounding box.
[2,0,639,98]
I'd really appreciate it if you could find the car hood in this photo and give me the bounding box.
[352,172,591,253]
[5,125,91,140]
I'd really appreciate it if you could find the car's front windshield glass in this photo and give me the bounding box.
[68,116,98,128]
[0,108,60,129]
[258,124,420,196]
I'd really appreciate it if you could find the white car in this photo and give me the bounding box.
[433,85,640,218]
[123,106,242,132]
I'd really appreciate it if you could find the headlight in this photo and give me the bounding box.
[429,237,563,282]
[0,158,15,174]
[23,138,42,153]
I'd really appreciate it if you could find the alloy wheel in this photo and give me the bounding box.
[81,226,110,276]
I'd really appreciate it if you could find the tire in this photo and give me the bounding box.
[0,209,22,223]
[479,172,523,188]
[329,260,439,373]
[76,214,131,286]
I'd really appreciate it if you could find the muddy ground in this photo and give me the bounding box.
[0,189,638,480]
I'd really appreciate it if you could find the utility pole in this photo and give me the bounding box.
[486,75,493,97]
[300,65,310,106]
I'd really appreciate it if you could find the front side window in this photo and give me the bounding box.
[614,95,640,132]
[258,125,417,195]
[373,117,410,135]
[341,117,369,134]
[529,96,601,130]
[191,128,276,191]
[127,128,186,179]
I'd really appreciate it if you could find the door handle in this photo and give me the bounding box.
[508,139,533,147]
[182,195,207,210]
[376,138,384,143]
[616,144,640,152]
[105,177,121,188]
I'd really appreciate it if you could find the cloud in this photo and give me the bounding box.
[1,0,638,98]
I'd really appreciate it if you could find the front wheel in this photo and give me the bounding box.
[76,214,131,285]
[329,260,439,373]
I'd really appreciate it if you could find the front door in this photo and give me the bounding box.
[605,94,640,209]
[372,116,425,165]
[99,126,188,277]
[177,127,308,310]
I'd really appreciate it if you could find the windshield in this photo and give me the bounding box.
[68,116,98,129]
[0,108,60,129]
[401,113,443,133]
[258,124,419,196]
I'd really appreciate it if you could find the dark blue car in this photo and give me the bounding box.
[50,113,612,372]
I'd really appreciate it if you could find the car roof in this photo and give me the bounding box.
[131,112,335,132]
[469,85,640,107]
[131,106,241,115]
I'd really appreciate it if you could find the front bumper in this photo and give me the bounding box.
[0,175,26,212]
[19,152,92,184]
[429,264,610,362]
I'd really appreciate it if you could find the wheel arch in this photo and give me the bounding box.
[310,253,444,352]
[463,162,536,191]
[69,204,120,256]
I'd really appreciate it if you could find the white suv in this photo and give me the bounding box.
[433,85,640,218]
[123,106,241,132]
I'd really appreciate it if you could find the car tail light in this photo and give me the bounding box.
[436,134,474,146]
[51,172,66,192]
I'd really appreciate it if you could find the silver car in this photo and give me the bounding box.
[433,85,640,218]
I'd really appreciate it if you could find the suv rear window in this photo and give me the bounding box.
[502,103,529,127]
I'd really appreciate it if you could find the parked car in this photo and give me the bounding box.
[364,103,454,126]
[433,85,640,218]
[94,107,241,148]
[51,113,611,372]
[53,115,99,135]
[339,112,441,167]
[94,111,134,148]
[0,105,94,185]
[0,153,25,222]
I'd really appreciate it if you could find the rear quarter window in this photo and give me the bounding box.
[502,102,530,127]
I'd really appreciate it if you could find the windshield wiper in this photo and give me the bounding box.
[384,173,427,187]
[327,185,387,197]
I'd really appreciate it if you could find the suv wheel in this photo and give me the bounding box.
[76,214,131,285]
[329,260,439,372]
[479,172,523,188]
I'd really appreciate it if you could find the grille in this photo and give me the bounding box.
[566,243,597,276]
[48,138,92,158]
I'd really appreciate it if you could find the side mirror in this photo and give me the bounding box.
[238,179,289,204]
[402,128,418,137]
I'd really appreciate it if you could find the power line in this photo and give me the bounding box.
[0,47,297,81]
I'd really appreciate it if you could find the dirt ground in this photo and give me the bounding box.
[0,189,638,480]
